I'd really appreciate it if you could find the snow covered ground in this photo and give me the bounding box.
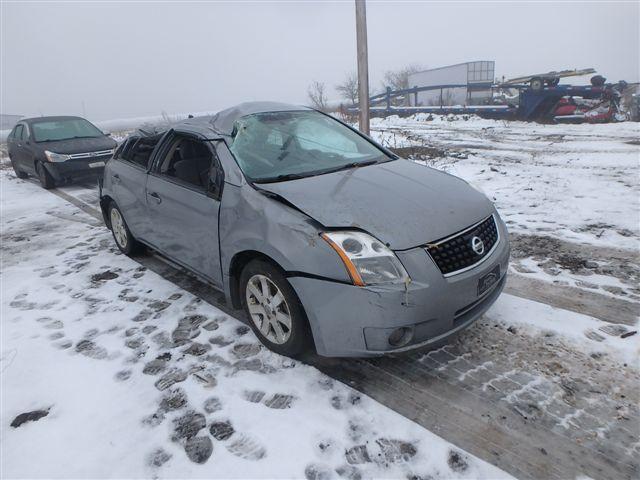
[0,169,509,479]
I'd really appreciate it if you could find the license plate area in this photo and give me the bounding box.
[89,161,105,168]
[478,264,500,296]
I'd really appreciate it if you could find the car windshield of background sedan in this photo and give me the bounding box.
[32,118,104,142]
[229,110,394,183]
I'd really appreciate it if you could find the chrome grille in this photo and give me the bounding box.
[425,215,499,276]
[68,149,114,160]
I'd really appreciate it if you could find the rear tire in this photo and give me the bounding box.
[36,162,55,189]
[10,158,28,179]
[108,201,142,256]
[240,259,311,357]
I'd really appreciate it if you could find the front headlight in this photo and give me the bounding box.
[44,150,71,162]
[321,231,410,286]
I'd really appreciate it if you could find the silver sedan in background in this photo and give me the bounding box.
[99,102,509,357]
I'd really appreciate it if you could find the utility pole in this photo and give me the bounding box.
[355,0,370,135]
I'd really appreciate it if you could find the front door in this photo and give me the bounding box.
[145,133,222,287]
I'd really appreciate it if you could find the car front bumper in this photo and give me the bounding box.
[43,158,107,184]
[290,218,510,357]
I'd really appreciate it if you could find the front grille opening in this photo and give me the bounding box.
[426,215,498,276]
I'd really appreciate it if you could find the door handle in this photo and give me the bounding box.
[112,173,121,183]
[147,191,162,204]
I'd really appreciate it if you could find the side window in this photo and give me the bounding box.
[158,136,214,190]
[20,125,30,141]
[13,124,24,141]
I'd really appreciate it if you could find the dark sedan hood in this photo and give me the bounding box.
[258,159,495,250]
[37,136,117,154]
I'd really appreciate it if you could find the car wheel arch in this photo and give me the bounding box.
[229,250,288,310]
[100,195,115,229]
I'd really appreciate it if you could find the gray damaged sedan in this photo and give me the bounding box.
[99,102,509,357]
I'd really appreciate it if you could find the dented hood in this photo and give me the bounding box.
[258,159,495,250]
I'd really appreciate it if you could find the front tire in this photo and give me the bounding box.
[36,162,55,189]
[108,202,142,256]
[240,259,311,357]
[10,157,28,179]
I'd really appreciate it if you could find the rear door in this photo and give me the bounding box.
[11,124,34,173]
[18,124,38,173]
[7,125,21,161]
[145,132,223,286]
[108,136,160,241]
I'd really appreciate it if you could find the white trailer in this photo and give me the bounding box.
[408,61,495,106]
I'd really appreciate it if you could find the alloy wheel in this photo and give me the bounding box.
[245,274,292,344]
[110,207,128,249]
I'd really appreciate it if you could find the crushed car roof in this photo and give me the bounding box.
[132,102,312,139]
[175,101,311,138]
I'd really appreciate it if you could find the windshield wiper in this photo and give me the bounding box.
[254,159,382,184]
[320,159,379,175]
[35,135,99,143]
[255,172,311,183]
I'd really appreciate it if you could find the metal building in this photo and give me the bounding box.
[408,61,495,106]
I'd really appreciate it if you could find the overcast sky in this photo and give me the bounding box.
[2,1,638,121]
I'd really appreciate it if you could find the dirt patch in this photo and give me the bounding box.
[509,232,640,299]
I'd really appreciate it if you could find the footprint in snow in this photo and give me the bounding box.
[90,270,119,283]
[75,339,108,360]
[304,463,333,480]
[263,393,296,409]
[185,436,213,464]
[226,433,266,461]
[447,449,469,473]
[55,340,73,350]
[155,368,188,391]
[203,397,222,414]
[147,448,172,468]
[231,343,262,359]
[242,390,295,409]
[235,325,250,336]
[171,411,206,440]
[159,387,187,412]
[115,370,132,381]
[335,464,362,480]
[243,390,266,403]
[143,358,169,376]
[209,420,235,441]
[209,335,233,347]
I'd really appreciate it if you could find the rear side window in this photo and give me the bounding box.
[117,135,162,169]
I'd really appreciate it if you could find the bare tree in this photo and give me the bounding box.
[382,64,423,91]
[335,72,358,106]
[307,81,328,111]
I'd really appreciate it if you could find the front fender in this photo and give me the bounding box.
[219,183,352,293]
